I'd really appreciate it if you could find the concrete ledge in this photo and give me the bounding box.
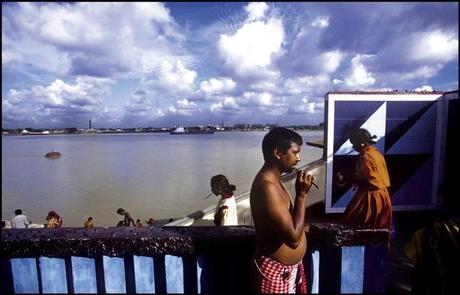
[2,223,388,259]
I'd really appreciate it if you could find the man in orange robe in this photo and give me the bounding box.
[342,129,392,234]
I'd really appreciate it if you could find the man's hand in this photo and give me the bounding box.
[295,170,313,196]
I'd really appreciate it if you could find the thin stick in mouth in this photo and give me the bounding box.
[293,167,320,189]
[203,192,214,200]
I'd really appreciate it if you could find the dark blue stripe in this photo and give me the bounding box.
[183,255,198,294]
[363,245,388,293]
[153,256,167,293]
[318,247,342,293]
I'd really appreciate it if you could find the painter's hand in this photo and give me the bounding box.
[295,170,313,196]
[336,172,346,187]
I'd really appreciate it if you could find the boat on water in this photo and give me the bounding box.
[45,150,61,158]
[170,126,214,134]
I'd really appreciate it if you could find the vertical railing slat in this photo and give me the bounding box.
[153,256,166,294]
[133,255,155,293]
[36,257,43,294]
[1,259,14,294]
[165,255,184,293]
[182,256,197,294]
[65,257,74,294]
[10,258,40,294]
[311,250,320,294]
[318,247,342,293]
[39,257,68,293]
[103,256,126,293]
[124,256,136,294]
[363,245,389,293]
[95,256,106,294]
[71,256,97,293]
[340,246,365,293]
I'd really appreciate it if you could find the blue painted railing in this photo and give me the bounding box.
[2,224,389,294]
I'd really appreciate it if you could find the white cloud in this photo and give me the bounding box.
[144,60,197,95]
[2,76,116,127]
[2,2,185,78]
[288,97,323,115]
[414,85,433,92]
[344,54,376,87]
[242,91,273,106]
[168,98,199,116]
[245,2,269,21]
[199,77,236,97]
[283,75,331,95]
[408,30,458,63]
[218,17,284,76]
[333,79,343,84]
[310,16,329,28]
[210,96,240,113]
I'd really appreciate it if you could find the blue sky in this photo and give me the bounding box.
[2,2,458,128]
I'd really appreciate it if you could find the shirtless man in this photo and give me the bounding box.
[250,127,313,294]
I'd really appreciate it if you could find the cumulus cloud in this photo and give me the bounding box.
[168,98,200,116]
[2,2,186,79]
[218,6,284,78]
[245,2,269,21]
[283,75,331,95]
[344,54,376,88]
[143,60,197,96]
[2,76,116,127]
[199,77,236,98]
[241,91,274,107]
[288,97,319,115]
[210,96,241,113]
[414,85,433,92]
[407,30,458,64]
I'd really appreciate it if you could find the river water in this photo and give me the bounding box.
[2,131,323,227]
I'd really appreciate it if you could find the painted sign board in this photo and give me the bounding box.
[325,92,446,213]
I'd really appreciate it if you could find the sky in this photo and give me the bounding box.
[2,2,458,129]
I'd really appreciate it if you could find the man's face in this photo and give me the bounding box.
[211,183,221,196]
[278,142,301,173]
[350,139,363,152]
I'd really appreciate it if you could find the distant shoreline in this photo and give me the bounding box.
[2,126,324,136]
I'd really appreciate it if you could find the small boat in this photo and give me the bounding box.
[45,150,61,158]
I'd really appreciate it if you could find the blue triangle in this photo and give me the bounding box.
[332,186,357,209]
[391,157,434,206]
[387,103,437,154]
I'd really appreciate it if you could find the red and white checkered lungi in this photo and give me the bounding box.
[252,254,307,294]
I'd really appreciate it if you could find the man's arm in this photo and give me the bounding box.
[125,213,135,226]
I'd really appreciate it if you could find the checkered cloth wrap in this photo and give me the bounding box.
[253,254,307,294]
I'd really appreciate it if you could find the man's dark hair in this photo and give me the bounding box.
[262,127,303,162]
[14,209,22,215]
[349,128,377,145]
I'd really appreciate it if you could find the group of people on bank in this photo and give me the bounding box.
[4,209,63,229]
[4,208,155,229]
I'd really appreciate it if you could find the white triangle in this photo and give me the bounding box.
[335,102,387,155]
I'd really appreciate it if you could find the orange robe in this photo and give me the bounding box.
[343,145,392,232]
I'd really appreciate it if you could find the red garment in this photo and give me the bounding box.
[252,254,307,294]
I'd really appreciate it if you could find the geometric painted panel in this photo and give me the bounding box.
[326,92,443,213]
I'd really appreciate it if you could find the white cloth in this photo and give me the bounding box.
[11,214,31,228]
[215,196,238,225]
